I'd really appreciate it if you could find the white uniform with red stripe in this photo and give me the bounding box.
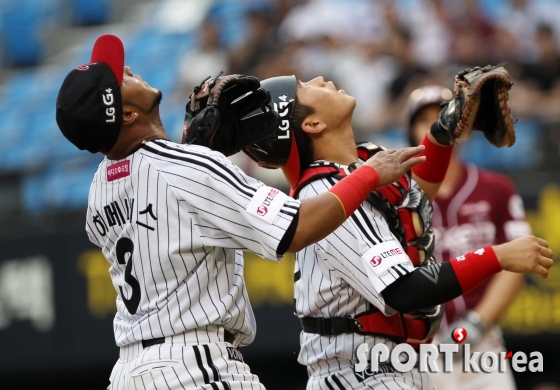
[86,139,301,390]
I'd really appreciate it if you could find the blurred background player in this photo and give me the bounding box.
[406,85,532,390]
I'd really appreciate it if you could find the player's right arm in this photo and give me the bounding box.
[146,141,423,261]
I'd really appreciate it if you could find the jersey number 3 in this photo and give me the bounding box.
[116,237,141,314]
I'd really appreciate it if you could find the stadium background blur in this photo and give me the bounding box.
[0,0,559,389]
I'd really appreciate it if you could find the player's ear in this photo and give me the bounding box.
[122,104,139,126]
[301,114,326,135]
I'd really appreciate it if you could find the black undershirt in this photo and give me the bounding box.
[381,262,463,313]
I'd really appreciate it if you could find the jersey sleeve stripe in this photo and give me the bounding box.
[324,376,336,390]
[331,375,347,390]
[280,209,296,217]
[192,346,211,384]
[398,264,411,274]
[363,202,392,242]
[325,177,384,244]
[202,344,220,382]
[354,206,386,243]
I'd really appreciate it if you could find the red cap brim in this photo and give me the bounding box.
[90,34,124,86]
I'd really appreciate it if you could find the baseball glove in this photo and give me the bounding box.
[182,73,280,156]
[431,65,516,147]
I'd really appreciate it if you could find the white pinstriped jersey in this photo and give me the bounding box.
[294,162,416,379]
[85,139,300,348]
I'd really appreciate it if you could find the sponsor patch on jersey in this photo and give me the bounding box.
[107,160,130,181]
[246,186,287,224]
[362,240,409,277]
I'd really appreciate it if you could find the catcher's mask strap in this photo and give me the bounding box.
[282,134,301,189]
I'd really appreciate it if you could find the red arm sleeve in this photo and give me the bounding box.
[411,134,454,183]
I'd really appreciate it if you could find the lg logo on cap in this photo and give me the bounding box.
[103,88,116,123]
[275,95,290,140]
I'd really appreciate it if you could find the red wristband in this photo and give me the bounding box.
[411,134,454,183]
[329,164,380,218]
[449,246,502,294]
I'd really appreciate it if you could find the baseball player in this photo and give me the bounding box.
[242,75,553,390]
[54,35,425,390]
[406,85,531,390]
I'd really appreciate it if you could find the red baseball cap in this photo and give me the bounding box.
[90,34,124,85]
[56,35,126,153]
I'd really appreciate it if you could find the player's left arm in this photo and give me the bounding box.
[383,181,538,314]
[382,235,551,313]
[411,131,454,201]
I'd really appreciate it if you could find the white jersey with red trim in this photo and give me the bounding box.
[86,139,300,349]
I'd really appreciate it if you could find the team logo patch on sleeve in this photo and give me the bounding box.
[107,160,130,181]
[245,186,288,224]
[362,240,410,277]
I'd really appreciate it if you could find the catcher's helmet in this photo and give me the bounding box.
[243,75,301,187]
[406,85,452,146]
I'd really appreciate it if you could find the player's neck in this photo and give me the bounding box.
[312,126,358,166]
[105,120,167,160]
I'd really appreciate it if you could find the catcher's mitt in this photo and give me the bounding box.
[182,73,280,156]
[431,64,516,147]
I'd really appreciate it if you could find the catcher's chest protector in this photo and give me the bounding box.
[293,142,442,346]
[292,142,434,267]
